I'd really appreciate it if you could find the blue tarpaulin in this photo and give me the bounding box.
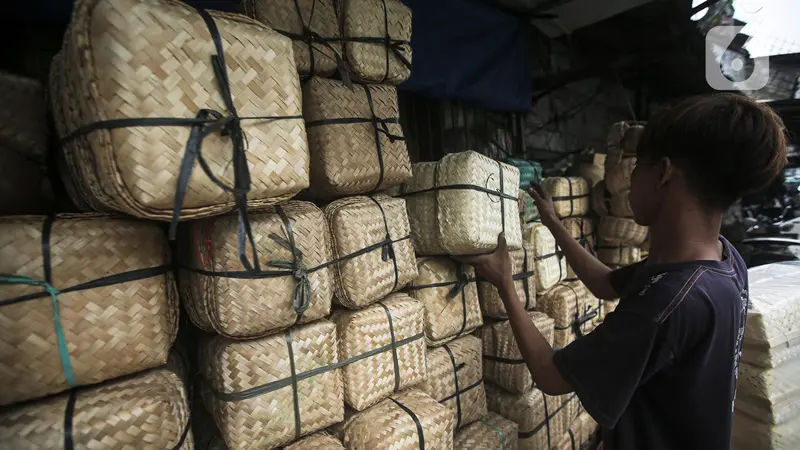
[400,0,533,112]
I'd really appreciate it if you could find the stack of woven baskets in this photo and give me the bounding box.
[591,121,649,324]
[733,262,800,450]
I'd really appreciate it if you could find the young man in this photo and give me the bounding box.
[460,94,788,450]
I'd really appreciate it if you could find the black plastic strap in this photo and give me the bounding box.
[440,378,482,402]
[0,265,172,307]
[399,184,517,201]
[568,428,577,450]
[521,246,531,309]
[210,330,424,402]
[379,302,402,392]
[369,196,399,292]
[391,398,425,450]
[517,394,579,440]
[285,330,302,439]
[498,161,506,236]
[63,389,77,450]
[443,344,463,428]
[364,86,385,191]
[42,215,55,284]
[170,418,192,450]
[271,206,311,319]
[180,235,410,280]
[454,265,469,337]
[543,394,552,447]
[483,354,525,364]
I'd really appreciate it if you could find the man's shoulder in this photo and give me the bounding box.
[616,265,721,324]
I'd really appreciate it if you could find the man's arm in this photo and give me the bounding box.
[458,234,572,395]
[529,186,618,300]
[496,275,573,395]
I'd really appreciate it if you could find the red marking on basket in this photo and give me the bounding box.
[194,221,214,268]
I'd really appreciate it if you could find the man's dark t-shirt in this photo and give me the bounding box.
[553,237,749,450]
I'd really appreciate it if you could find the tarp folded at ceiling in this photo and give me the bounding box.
[400,0,533,112]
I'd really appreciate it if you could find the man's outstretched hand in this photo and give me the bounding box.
[457,233,513,291]
[528,183,559,229]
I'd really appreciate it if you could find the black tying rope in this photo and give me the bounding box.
[551,178,589,219]
[268,205,311,319]
[404,265,473,338]
[209,329,424,402]
[305,86,405,193]
[518,393,578,441]
[391,397,425,450]
[483,354,525,364]
[443,344,464,428]
[285,330,302,440]
[368,196,400,291]
[59,7,305,273]
[272,0,352,86]
[521,246,532,309]
[553,285,597,339]
[379,301,402,393]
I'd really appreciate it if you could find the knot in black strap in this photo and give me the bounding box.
[267,206,311,316]
[381,233,396,262]
[448,265,469,299]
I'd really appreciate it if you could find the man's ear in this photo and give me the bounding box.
[657,156,674,188]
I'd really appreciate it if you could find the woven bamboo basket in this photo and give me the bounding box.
[419,335,487,429]
[536,282,595,349]
[408,257,483,346]
[0,214,177,406]
[179,201,334,339]
[303,77,411,197]
[732,409,800,450]
[554,410,597,450]
[742,263,800,368]
[402,151,522,256]
[454,412,519,450]
[478,311,554,394]
[337,0,413,84]
[606,156,636,196]
[524,223,567,293]
[332,294,427,411]
[485,383,581,450]
[343,389,454,450]
[541,177,590,219]
[325,194,417,309]
[0,367,192,449]
[242,0,341,76]
[505,158,543,189]
[51,0,309,222]
[598,216,648,246]
[596,240,641,267]
[201,319,343,450]
[519,190,540,224]
[737,359,800,425]
[478,242,537,318]
[606,121,645,172]
[286,432,346,450]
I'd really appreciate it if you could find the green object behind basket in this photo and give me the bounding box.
[520,190,540,224]
[504,158,543,189]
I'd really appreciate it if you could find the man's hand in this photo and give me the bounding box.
[457,233,513,292]
[529,183,559,229]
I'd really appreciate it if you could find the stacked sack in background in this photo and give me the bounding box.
[733,262,800,450]
[591,121,650,325]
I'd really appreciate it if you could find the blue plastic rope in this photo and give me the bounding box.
[0,275,76,387]
[480,418,506,450]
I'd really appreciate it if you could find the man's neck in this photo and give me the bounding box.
[647,203,724,265]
